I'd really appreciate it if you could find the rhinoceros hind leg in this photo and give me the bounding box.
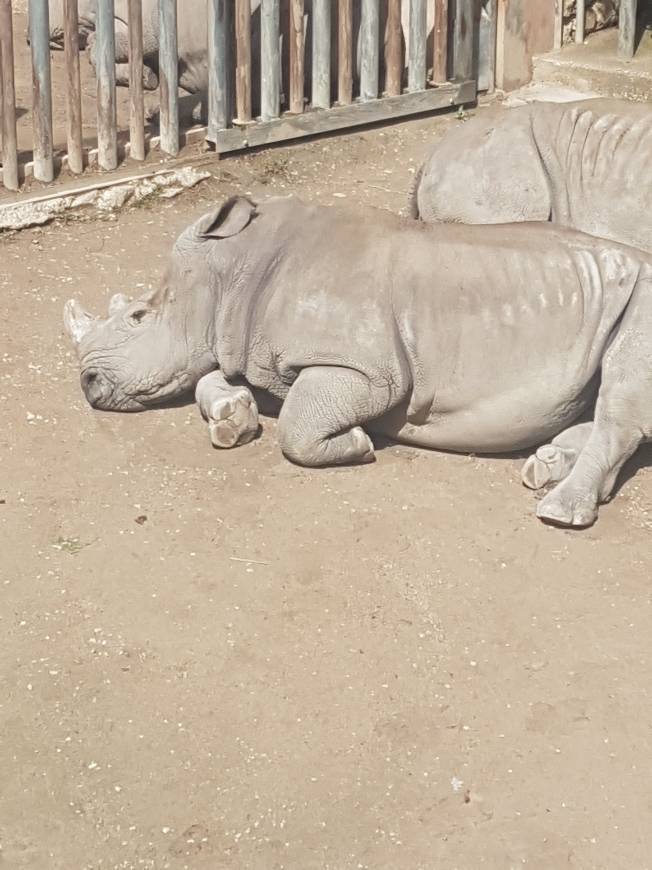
[195,372,260,449]
[521,421,593,490]
[278,366,385,467]
[537,279,652,528]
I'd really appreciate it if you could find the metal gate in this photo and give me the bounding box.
[0,0,491,193]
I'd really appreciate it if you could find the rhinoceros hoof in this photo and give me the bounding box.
[207,389,259,450]
[536,486,598,529]
[350,426,376,464]
[521,444,578,490]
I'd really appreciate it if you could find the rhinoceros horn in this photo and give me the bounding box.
[108,293,131,317]
[63,299,100,347]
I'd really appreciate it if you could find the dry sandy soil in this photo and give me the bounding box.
[1,110,652,870]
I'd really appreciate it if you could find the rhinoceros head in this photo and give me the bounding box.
[64,196,257,412]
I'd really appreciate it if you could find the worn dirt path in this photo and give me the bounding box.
[1,112,652,870]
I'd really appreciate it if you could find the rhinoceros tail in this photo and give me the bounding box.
[408,164,424,220]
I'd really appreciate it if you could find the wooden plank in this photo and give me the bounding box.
[96,0,117,170]
[235,0,252,122]
[452,0,473,82]
[479,0,497,93]
[575,0,585,43]
[384,0,402,96]
[63,0,83,173]
[261,0,281,120]
[360,0,380,100]
[28,0,54,181]
[0,0,19,190]
[408,0,427,92]
[207,0,230,137]
[338,0,353,104]
[289,0,304,113]
[212,79,475,153]
[618,0,637,59]
[433,0,448,83]
[554,0,563,50]
[128,0,145,160]
[159,0,179,155]
[311,0,331,109]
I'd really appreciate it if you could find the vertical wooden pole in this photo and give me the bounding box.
[28,0,54,181]
[0,0,19,190]
[384,0,402,96]
[408,0,427,91]
[618,0,637,59]
[433,0,448,82]
[235,0,252,122]
[207,0,229,138]
[312,0,330,108]
[575,0,585,43]
[452,0,473,82]
[554,0,563,50]
[96,0,117,170]
[128,0,145,160]
[484,0,497,93]
[63,0,83,173]
[159,0,179,155]
[261,0,280,119]
[289,0,304,114]
[338,0,353,104]
[360,0,379,100]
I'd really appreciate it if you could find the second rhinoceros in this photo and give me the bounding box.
[411,98,652,254]
[64,195,652,529]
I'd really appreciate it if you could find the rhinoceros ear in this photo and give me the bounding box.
[108,293,131,317]
[195,196,256,240]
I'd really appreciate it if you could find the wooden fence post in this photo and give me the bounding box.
[28,0,54,182]
[128,0,145,160]
[289,0,304,113]
[235,0,252,122]
[575,0,585,43]
[384,0,402,96]
[452,0,473,82]
[618,0,637,59]
[312,0,331,109]
[554,0,563,50]
[159,0,179,155]
[96,0,117,170]
[360,0,380,101]
[433,0,448,82]
[408,0,427,92]
[261,0,280,120]
[207,0,230,139]
[338,0,353,104]
[0,0,19,190]
[64,0,83,173]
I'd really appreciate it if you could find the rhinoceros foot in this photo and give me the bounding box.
[536,484,598,529]
[196,373,260,449]
[521,443,578,490]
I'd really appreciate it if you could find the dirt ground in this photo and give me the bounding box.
[1,110,652,870]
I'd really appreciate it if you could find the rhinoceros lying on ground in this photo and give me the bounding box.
[64,195,652,528]
[411,99,652,254]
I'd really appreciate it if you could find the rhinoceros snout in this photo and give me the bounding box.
[81,368,111,408]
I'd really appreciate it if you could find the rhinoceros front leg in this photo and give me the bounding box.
[278,366,385,467]
[537,282,652,528]
[195,371,260,449]
[521,421,593,490]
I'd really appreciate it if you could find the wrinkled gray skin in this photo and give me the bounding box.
[64,195,652,529]
[411,99,652,254]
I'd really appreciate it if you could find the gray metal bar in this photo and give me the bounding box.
[452,0,473,82]
[207,0,230,139]
[618,0,637,59]
[96,0,117,170]
[159,0,179,155]
[28,0,54,182]
[360,0,380,101]
[128,0,145,160]
[261,0,280,120]
[311,0,331,109]
[0,0,19,190]
[408,0,427,92]
[575,0,585,43]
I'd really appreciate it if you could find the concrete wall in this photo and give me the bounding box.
[495,0,556,91]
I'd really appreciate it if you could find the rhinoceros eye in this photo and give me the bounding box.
[128,307,152,326]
